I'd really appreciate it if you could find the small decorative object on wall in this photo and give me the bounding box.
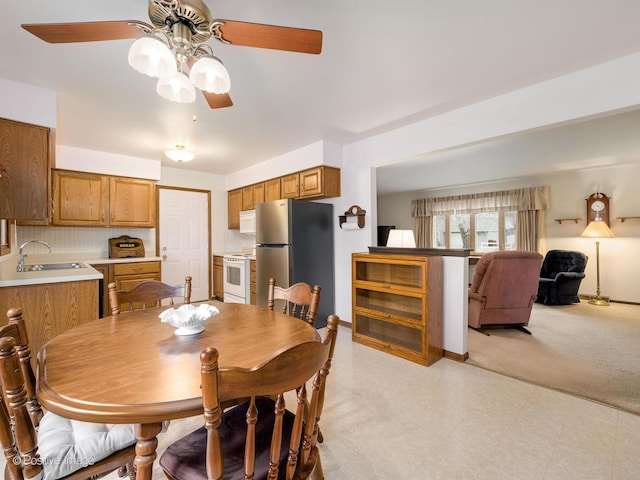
[339,205,366,230]
[586,192,610,226]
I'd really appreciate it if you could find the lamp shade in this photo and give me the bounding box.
[165,146,195,163]
[386,229,416,248]
[189,55,231,94]
[581,220,615,239]
[128,35,175,78]
[156,72,196,104]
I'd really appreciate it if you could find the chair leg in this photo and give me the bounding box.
[515,325,532,335]
[469,326,490,336]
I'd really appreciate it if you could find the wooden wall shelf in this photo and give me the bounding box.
[554,218,582,224]
[617,216,640,223]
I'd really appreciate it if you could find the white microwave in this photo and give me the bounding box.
[239,209,256,234]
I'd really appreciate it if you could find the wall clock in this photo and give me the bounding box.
[586,192,610,226]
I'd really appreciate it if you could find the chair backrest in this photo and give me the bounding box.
[540,250,588,279]
[470,251,543,308]
[160,314,340,480]
[0,308,43,427]
[0,308,136,480]
[108,275,192,315]
[267,277,322,326]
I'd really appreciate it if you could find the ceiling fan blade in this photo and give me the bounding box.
[202,91,233,109]
[22,21,144,43]
[216,20,322,54]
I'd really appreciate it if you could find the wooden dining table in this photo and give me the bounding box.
[35,301,321,480]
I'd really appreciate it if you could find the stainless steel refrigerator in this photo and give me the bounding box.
[256,198,334,328]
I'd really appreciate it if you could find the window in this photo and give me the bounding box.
[435,211,517,252]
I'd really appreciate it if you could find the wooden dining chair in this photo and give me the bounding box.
[0,307,137,480]
[108,275,192,315]
[267,277,322,326]
[159,314,340,480]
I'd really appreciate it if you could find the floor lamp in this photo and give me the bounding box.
[580,219,615,306]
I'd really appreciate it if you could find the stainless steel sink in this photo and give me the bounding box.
[21,262,88,272]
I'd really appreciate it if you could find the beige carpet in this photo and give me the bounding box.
[467,301,640,415]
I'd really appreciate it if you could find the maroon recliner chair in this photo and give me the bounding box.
[468,250,543,335]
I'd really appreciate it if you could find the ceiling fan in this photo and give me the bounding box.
[22,0,322,109]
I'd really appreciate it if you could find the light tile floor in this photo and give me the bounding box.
[7,325,640,479]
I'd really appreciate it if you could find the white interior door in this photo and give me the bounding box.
[159,188,210,302]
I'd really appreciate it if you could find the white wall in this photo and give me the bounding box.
[0,79,55,127]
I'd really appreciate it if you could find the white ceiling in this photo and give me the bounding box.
[4,1,640,191]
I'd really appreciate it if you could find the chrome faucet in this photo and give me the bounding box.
[17,240,51,272]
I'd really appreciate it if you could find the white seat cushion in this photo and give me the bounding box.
[37,412,137,480]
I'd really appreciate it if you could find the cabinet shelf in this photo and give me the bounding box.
[352,253,443,366]
[554,218,582,224]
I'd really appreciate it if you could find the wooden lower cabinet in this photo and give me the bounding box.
[213,255,224,300]
[351,253,443,366]
[0,280,98,359]
[95,261,161,317]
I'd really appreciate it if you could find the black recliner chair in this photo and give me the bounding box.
[536,250,588,305]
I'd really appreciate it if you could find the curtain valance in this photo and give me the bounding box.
[412,186,550,217]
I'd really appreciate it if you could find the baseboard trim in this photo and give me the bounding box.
[444,350,469,362]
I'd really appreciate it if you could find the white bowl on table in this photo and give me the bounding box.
[159,304,219,336]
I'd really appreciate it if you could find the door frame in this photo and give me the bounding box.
[156,185,212,299]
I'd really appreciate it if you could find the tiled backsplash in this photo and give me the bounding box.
[16,226,156,256]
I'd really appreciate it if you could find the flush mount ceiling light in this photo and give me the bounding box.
[22,0,322,109]
[165,145,195,163]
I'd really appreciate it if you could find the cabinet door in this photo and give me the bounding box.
[253,183,265,206]
[109,177,156,227]
[281,174,299,199]
[228,189,242,229]
[242,185,254,211]
[250,259,256,305]
[52,170,109,226]
[264,178,281,202]
[299,167,322,198]
[213,255,224,300]
[0,118,50,220]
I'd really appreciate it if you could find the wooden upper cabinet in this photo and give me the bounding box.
[281,174,300,199]
[300,166,340,199]
[253,182,265,206]
[282,166,341,200]
[241,185,254,211]
[0,118,50,221]
[228,188,242,229]
[52,170,156,227]
[264,178,281,202]
[53,170,108,226]
[109,176,155,227]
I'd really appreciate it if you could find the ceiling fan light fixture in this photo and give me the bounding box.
[189,55,231,94]
[165,145,195,163]
[156,71,196,103]
[128,35,176,78]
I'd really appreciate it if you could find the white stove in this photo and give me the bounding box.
[222,254,251,303]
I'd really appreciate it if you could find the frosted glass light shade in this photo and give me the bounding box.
[165,146,195,163]
[386,229,416,248]
[128,35,176,78]
[156,72,196,104]
[189,55,231,94]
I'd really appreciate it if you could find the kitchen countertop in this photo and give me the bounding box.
[0,252,162,287]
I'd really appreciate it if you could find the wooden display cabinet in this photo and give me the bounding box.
[352,252,443,366]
